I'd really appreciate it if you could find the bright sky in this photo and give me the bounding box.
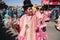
[3,0,41,6]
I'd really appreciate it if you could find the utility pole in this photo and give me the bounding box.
[41,0,42,6]
[48,0,50,9]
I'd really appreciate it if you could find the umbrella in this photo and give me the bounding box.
[52,8,60,10]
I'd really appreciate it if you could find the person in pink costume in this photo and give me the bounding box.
[36,9,48,40]
[18,0,38,40]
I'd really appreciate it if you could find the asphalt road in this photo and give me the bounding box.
[46,16,60,40]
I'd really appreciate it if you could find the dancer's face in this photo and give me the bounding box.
[25,7,33,15]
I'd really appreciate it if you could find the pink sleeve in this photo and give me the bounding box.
[19,16,24,28]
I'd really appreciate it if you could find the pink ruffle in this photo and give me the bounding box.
[36,29,48,40]
[18,35,24,40]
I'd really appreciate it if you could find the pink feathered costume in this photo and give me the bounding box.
[18,14,37,40]
[36,11,48,40]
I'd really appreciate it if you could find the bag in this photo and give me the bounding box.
[14,24,20,33]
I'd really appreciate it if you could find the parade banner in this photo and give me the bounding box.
[41,0,59,5]
[41,0,49,5]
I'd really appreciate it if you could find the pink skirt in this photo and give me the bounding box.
[36,24,48,40]
[36,29,48,40]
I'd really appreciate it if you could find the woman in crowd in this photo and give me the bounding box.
[36,7,47,40]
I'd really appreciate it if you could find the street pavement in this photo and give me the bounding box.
[46,16,60,40]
